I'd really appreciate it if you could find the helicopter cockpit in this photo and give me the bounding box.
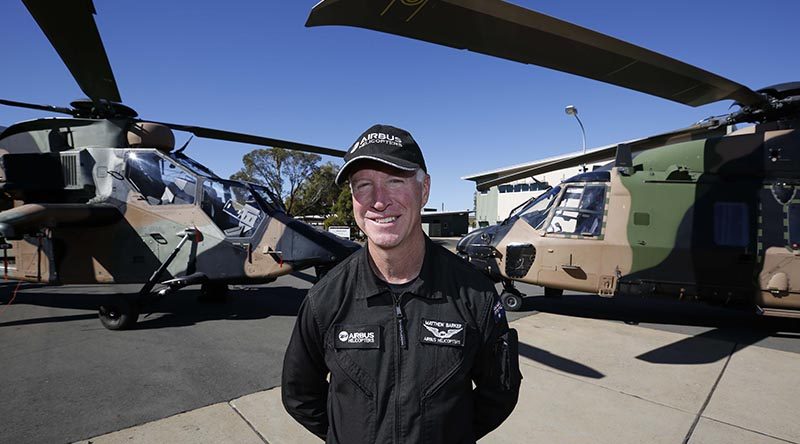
[507,185,561,229]
[123,149,282,238]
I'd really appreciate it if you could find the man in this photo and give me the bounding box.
[282,124,521,443]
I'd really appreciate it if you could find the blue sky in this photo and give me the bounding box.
[1,1,798,211]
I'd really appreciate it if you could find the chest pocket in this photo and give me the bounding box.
[414,317,476,399]
[327,324,383,396]
[326,323,383,443]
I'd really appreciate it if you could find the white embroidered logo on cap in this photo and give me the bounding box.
[350,132,403,152]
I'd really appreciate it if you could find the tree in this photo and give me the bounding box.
[231,147,321,215]
[324,186,357,231]
[292,162,342,216]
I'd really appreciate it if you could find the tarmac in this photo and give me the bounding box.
[75,310,800,444]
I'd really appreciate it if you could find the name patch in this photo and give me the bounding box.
[419,319,465,347]
[334,324,380,349]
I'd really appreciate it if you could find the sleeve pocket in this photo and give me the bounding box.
[497,328,522,390]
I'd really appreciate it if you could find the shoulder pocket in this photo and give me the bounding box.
[497,328,522,390]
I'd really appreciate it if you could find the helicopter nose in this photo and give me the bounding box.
[275,217,360,270]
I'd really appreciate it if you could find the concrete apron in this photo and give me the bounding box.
[76,313,800,444]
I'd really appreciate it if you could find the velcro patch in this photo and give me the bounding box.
[419,319,465,347]
[334,325,380,349]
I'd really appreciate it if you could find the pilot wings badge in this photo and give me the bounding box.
[424,325,463,339]
[420,319,465,347]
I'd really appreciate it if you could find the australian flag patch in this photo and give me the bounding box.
[492,295,506,323]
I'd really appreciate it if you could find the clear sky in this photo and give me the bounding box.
[1,1,798,211]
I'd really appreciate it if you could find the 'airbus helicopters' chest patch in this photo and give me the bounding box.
[419,319,465,347]
[334,325,381,349]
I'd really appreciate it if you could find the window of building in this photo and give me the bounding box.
[546,184,606,236]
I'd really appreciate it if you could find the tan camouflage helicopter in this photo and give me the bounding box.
[307,0,800,317]
[0,0,359,330]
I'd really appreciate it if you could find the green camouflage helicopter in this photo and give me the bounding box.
[0,0,359,330]
[306,0,800,317]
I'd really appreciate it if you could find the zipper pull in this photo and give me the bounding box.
[394,303,407,349]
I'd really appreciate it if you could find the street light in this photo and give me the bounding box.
[565,105,587,172]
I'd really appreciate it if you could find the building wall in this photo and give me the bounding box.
[421,212,470,237]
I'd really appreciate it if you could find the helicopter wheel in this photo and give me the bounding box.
[198,282,228,303]
[98,298,140,331]
[501,291,523,312]
[544,287,563,298]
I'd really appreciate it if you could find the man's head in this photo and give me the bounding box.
[339,124,430,252]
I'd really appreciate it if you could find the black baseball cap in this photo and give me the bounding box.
[335,124,427,185]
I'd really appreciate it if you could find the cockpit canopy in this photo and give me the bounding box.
[124,149,285,238]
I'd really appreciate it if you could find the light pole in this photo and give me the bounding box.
[565,105,587,172]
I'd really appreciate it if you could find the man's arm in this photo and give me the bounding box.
[471,292,522,440]
[281,297,329,440]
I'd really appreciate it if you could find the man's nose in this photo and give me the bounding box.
[372,184,392,210]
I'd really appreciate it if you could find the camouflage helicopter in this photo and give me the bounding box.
[306,0,800,317]
[0,0,359,330]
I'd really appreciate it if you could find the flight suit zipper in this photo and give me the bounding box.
[393,293,406,443]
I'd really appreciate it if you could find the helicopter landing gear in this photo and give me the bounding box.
[500,280,524,312]
[198,282,228,303]
[99,297,140,330]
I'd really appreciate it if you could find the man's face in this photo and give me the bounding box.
[350,161,430,251]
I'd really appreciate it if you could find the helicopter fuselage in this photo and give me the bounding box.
[458,119,800,317]
[0,118,358,287]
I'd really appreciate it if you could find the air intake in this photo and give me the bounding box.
[61,154,78,188]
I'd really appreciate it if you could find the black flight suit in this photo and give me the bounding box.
[282,237,521,443]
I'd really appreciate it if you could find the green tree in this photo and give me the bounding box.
[231,147,321,215]
[324,186,356,231]
[292,162,342,216]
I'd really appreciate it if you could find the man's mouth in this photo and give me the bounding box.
[371,216,398,224]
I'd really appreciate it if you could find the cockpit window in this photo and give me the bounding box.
[546,184,606,236]
[125,151,197,205]
[201,179,264,237]
[514,186,561,230]
[250,183,287,213]
[170,152,219,178]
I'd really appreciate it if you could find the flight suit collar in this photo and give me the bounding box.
[357,236,440,300]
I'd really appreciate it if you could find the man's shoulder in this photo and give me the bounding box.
[310,247,362,288]
[429,240,496,292]
[306,248,365,317]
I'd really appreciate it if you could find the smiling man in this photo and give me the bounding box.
[281,124,521,443]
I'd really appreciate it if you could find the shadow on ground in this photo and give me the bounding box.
[0,282,308,330]
[511,291,800,364]
[518,341,605,379]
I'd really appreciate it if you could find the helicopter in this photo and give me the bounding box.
[0,0,360,330]
[306,0,800,317]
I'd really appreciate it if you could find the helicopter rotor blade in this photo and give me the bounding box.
[150,121,348,158]
[307,0,765,107]
[0,98,76,116]
[473,120,728,191]
[22,0,121,103]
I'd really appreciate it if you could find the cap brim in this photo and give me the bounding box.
[335,155,419,185]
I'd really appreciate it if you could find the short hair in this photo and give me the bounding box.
[414,168,428,184]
